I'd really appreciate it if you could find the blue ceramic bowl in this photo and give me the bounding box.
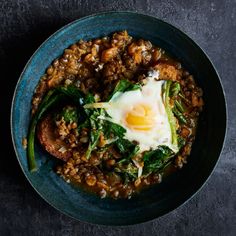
[11,11,227,225]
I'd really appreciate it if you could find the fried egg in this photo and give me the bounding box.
[105,70,175,152]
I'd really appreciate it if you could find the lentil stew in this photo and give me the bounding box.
[28,31,203,199]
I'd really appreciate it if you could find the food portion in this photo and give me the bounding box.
[28,31,203,199]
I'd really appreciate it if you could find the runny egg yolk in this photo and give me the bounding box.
[125,104,155,131]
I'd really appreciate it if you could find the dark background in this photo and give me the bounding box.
[1,0,235,235]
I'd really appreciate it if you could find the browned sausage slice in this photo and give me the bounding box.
[37,114,72,161]
[154,62,181,81]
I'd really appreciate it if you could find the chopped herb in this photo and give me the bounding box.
[60,106,78,124]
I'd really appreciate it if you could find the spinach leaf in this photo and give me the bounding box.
[175,99,186,113]
[170,82,181,97]
[169,82,188,124]
[172,96,188,124]
[57,84,88,125]
[114,163,138,183]
[85,107,104,159]
[103,120,126,139]
[84,92,95,104]
[163,81,178,149]
[89,110,101,128]
[27,90,66,172]
[166,80,188,125]
[131,145,140,158]
[116,139,140,163]
[172,106,187,124]
[108,79,141,100]
[101,119,140,162]
[115,139,135,154]
[77,93,97,130]
[143,145,174,174]
[85,129,101,159]
[57,84,84,105]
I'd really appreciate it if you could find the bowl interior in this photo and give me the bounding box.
[11,12,226,225]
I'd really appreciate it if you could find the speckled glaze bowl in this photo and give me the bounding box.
[11,11,227,225]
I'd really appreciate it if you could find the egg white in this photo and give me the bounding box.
[105,71,174,153]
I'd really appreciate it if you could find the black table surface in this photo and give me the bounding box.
[1,0,235,235]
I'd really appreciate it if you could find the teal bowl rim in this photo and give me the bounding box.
[11,11,227,225]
